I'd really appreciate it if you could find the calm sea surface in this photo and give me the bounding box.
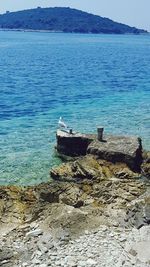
[0,31,150,185]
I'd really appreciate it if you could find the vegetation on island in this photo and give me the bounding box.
[0,7,147,34]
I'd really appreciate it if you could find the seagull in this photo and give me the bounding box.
[58,117,67,129]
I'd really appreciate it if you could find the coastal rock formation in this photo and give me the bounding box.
[50,155,141,182]
[0,173,149,266]
[87,135,142,171]
[56,130,143,171]
[0,132,149,267]
[142,151,150,178]
[56,130,95,156]
[50,155,149,217]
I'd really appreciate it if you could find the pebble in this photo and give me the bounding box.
[78,260,86,266]
[37,242,48,253]
[86,258,97,265]
[119,237,127,242]
[1,224,150,267]
[26,229,43,237]
[30,222,39,229]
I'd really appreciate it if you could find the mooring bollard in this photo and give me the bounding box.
[69,129,73,134]
[97,127,104,141]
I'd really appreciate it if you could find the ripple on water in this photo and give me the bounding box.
[0,32,150,185]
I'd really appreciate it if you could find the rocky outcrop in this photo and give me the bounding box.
[0,172,149,266]
[0,131,149,267]
[50,155,148,212]
[124,194,150,229]
[142,151,150,178]
[56,130,95,156]
[0,154,149,266]
[0,154,148,230]
[87,135,142,171]
[56,130,143,172]
[50,155,141,182]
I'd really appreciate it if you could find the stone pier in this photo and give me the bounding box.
[56,129,95,157]
[56,130,142,171]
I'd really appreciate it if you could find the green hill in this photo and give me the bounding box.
[0,7,147,34]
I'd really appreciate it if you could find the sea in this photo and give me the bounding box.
[0,31,150,185]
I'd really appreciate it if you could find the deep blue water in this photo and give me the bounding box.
[0,31,150,185]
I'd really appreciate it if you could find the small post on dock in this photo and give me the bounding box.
[97,127,104,141]
[69,129,73,134]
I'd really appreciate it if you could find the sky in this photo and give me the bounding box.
[0,0,149,31]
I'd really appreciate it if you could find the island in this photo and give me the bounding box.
[0,7,148,34]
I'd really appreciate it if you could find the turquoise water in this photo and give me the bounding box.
[0,31,150,185]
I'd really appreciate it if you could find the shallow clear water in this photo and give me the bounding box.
[0,31,150,185]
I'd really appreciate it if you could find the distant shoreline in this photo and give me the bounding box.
[0,28,63,33]
[0,28,149,35]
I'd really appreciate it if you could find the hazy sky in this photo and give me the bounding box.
[0,0,149,31]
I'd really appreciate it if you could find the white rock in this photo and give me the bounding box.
[22,263,28,267]
[109,233,114,237]
[87,258,97,265]
[119,237,127,242]
[78,260,86,266]
[26,229,43,237]
[30,222,39,229]
[134,241,150,263]
[38,241,48,253]
[18,224,30,230]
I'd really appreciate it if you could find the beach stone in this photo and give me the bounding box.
[119,237,127,242]
[26,229,43,237]
[129,248,137,257]
[0,250,13,261]
[78,260,87,266]
[143,203,150,224]
[134,241,150,263]
[67,262,77,267]
[86,258,97,265]
[37,242,48,253]
[30,222,39,229]
[141,151,150,178]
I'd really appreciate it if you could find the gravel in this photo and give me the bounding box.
[0,223,150,267]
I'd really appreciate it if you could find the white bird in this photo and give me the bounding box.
[58,117,67,129]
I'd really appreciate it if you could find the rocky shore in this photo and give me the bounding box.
[0,131,149,267]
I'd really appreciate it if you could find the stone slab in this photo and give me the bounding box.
[87,135,142,171]
[56,129,95,156]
